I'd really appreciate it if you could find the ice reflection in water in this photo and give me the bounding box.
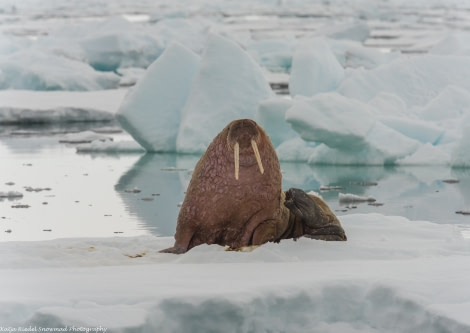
[118,154,470,237]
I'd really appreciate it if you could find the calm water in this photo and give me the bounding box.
[1,124,470,241]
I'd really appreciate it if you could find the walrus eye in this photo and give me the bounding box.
[234,141,239,180]
[251,139,264,175]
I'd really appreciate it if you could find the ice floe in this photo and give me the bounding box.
[1,213,469,331]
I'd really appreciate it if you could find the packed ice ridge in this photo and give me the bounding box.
[114,32,470,166]
[1,2,470,165]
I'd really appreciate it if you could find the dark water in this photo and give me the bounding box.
[1,124,469,241]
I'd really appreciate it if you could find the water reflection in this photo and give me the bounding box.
[115,153,199,236]
[116,154,470,237]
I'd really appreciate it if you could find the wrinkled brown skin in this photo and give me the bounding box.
[160,119,346,254]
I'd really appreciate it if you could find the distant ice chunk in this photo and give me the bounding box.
[0,50,120,91]
[59,131,112,144]
[246,38,297,72]
[338,55,470,108]
[286,93,375,151]
[255,97,297,147]
[314,20,370,42]
[76,141,145,153]
[60,17,163,71]
[117,43,200,152]
[331,40,400,69]
[176,34,273,153]
[289,39,344,98]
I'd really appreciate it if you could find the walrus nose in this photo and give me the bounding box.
[234,139,264,180]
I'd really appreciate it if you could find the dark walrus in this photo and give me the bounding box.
[161,119,346,254]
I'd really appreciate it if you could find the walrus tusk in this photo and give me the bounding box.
[234,141,239,180]
[251,139,264,175]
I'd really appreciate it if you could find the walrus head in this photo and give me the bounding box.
[226,119,265,180]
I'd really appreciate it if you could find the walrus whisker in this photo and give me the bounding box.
[251,139,264,175]
[234,141,239,180]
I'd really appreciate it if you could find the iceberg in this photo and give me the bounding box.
[117,43,200,152]
[289,38,345,98]
[286,93,376,151]
[176,34,274,153]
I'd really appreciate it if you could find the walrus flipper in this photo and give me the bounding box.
[159,246,187,254]
[284,188,347,241]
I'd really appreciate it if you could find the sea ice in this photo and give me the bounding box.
[286,93,375,151]
[255,97,297,147]
[289,38,345,97]
[0,90,126,124]
[338,55,470,108]
[117,43,200,152]
[1,213,469,332]
[0,50,120,91]
[176,34,274,153]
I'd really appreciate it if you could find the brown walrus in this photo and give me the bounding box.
[161,119,346,254]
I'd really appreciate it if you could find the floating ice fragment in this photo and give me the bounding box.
[319,185,344,191]
[59,131,112,144]
[0,191,23,198]
[339,193,376,204]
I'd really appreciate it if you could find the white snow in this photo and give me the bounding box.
[1,214,469,331]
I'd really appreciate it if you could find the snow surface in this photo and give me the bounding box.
[1,214,470,332]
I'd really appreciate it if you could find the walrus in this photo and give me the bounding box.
[161,119,346,254]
